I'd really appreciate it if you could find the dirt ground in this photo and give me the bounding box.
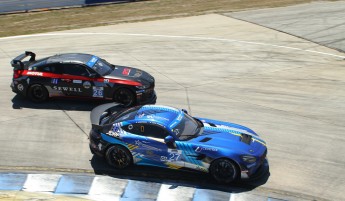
[0,0,338,37]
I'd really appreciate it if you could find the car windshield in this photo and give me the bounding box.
[173,113,204,140]
[91,59,114,76]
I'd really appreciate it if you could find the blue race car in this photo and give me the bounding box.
[89,103,268,183]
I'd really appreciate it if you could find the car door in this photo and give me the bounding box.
[60,63,94,97]
[133,123,185,168]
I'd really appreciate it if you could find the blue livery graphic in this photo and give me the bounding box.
[89,104,268,183]
[86,55,99,68]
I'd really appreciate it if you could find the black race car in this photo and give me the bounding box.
[10,51,156,106]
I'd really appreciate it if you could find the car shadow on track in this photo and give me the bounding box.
[90,155,270,193]
[11,95,111,111]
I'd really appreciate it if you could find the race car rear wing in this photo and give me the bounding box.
[11,51,36,69]
[90,103,125,130]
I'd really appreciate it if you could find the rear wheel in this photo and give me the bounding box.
[105,145,132,169]
[28,84,48,103]
[113,88,135,107]
[210,158,239,184]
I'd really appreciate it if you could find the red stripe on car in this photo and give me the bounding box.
[22,70,141,86]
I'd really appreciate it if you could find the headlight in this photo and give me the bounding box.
[136,85,149,89]
[241,155,257,163]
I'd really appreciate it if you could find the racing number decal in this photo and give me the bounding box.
[169,153,181,161]
[161,149,181,162]
[140,126,145,132]
[93,87,103,97]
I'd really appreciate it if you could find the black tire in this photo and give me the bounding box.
[105,145,132,169]
[113,88,135,107]
[28,84,49,103]
[209,158,239,184]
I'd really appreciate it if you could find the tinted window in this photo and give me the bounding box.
[173,114,202,140]
[36,63,62,74]
[91,59,113,76]
[63,64,89,76]
[123,123,168,139]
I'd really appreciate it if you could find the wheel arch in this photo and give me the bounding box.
[105,143,134,167]
[209,156,242,180]
[112,86,137,106]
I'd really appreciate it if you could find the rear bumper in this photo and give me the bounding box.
[11,80,26,96]
[89,130,109,158]
[11,82,18,93]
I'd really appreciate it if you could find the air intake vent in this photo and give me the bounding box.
[208,122,216,127]
[201,130,218,135]
[240,134,252,145]
[200,137,212,142]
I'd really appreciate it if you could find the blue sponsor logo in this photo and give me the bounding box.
[86,56,99,68]
[51,78,58,84]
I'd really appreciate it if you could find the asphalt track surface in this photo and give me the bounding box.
[0,2,345,200]
[228,1,345,53]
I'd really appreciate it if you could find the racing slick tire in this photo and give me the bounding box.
[113,88,135,107]
[27,84,49,103]
[209,158,239,184]
[105,145,133,169]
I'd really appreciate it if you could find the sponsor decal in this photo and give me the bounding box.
[107,130,120,138]
[146,150,154,156]
[160,156,168,161]
[134,70,142,77]
[135,140,161,151]
[104,79,109,83]
[92,86,104,98]
[83,81,91,89]
[195,146,218,152]
[52,86,82,92]
[17,84,24,91]
[61,79,72,83]
[122,68,131,76]
[51,78,58,84]
[73,80,82,84]
[112,125,120,133]
[173,129,180,135]
[27,71,43,76]
[86,56,99,67]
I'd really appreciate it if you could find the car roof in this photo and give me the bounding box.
[130,105,184,129]
[46,53,94,65]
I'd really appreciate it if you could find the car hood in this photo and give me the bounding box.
[105,65,154,86]
[189,117,266,154]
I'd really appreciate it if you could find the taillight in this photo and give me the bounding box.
[13,70,23,79]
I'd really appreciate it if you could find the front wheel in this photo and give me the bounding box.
[105,145,132,169]
[209,158,239,184]
[27,84,49,103]
[113,88,136,107]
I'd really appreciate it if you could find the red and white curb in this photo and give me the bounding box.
[0,173,287,201]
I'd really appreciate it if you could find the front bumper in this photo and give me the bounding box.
[241,158,269,181]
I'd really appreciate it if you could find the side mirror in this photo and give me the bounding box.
[182,109,188,114]
[164,136,176,148]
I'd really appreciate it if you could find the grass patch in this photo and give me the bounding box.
[0,0,337,37]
